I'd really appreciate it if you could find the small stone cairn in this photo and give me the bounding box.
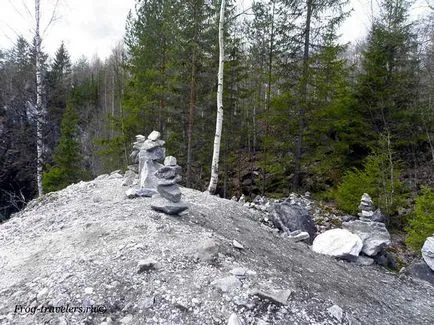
[358,193,375,221]
[358,193,385,223]
[151,156,188,215]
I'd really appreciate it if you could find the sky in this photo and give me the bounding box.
[0,0,431,62]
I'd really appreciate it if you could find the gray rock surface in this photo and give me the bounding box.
[342,220,391,256]
[312,228,363,257]
[421,236,434,271]
[0,177,433,324]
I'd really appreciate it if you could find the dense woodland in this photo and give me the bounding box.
[0,0,433,247]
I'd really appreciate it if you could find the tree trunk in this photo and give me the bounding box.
[207,0,225,194]
[35,0,44,197]
[186,50,197,187]
[293,0,312,191]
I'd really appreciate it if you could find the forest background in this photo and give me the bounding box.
[0,0,433,249]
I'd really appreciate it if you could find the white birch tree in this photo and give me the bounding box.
[35,0,44,196]
[33,0,60,196]
[207,0,225,194]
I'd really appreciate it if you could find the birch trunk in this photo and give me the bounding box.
[35,0,44,197]
[207,0,225,194]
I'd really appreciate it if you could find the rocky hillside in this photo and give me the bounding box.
[0,173,433,325]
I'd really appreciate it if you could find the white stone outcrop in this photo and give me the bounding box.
[312,228,363,257]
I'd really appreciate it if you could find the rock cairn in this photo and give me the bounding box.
[342,193,390,257]
[138,131,165,196]
[358,193,386,223]
[151,156,188,215]
[358,193,374,220]
[126,131,166,198]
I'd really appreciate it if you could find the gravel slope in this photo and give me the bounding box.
[0,174,433,325]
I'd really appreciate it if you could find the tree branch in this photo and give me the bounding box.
[43,0,61,35]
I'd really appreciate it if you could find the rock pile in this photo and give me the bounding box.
[358,193,374,220]
[313,193,391,264]
[125,131,166,198]
[358,193,386,223]
[343,193,390,257]
[151,156,188,215]
[137,131,166,196]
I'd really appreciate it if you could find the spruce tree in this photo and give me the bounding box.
[43,89,87,192]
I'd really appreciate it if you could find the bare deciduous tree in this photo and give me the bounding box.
[207,0,225,194]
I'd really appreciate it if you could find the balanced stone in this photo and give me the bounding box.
[142,139,165,151]
[157,174,182,186]
[164,156,177,166]
[151,195,188,215]
[157,184,182,203]
[140,146,165,161]
[147,130,161,141]
[155,165,181,180]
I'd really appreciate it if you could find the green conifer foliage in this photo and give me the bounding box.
[406,187,434,251]
[42,88,88,192]
[335,137,406,219]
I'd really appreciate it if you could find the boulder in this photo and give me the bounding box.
[312,228,363,258]
[342,220,390,256]
[269,202,316,241]
[403,260,434,286]
[421,236,434,271]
